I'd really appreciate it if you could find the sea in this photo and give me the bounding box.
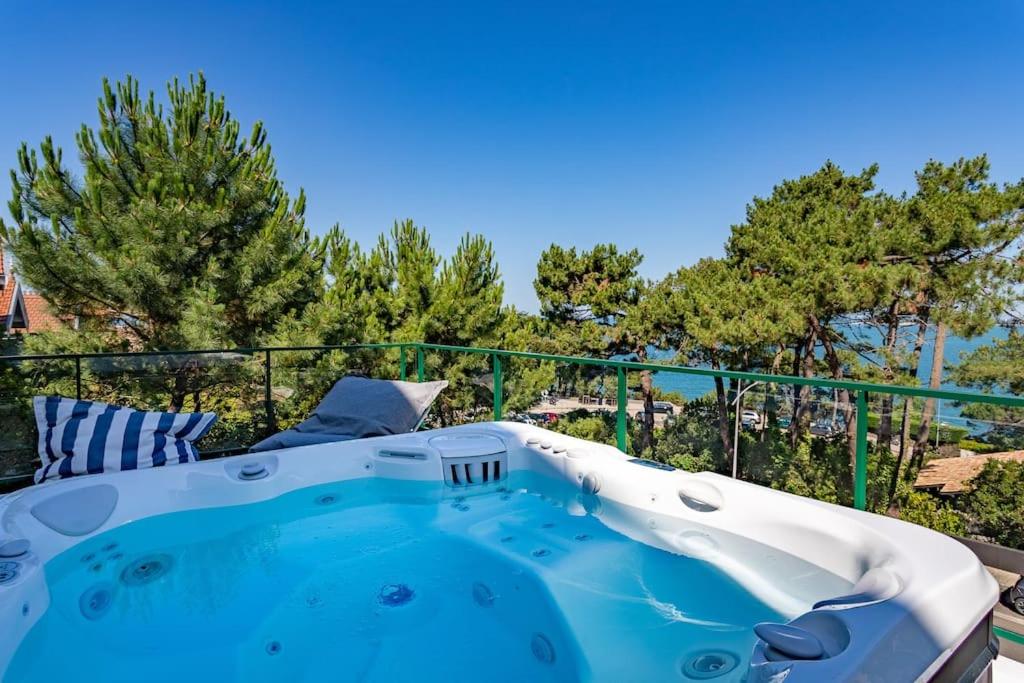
[647,325,1010,431]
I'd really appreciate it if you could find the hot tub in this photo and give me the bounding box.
[0,423,999,681]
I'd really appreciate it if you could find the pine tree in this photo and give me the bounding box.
[1,74,325,355]
[275,219,508,424]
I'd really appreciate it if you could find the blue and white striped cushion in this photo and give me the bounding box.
[33,396,218,483]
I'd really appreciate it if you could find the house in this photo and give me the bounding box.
[913,451,1024,495]
[0,251,66,335]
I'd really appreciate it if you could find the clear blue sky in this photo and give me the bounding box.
[1,1,1022,310]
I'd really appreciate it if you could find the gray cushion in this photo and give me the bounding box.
[249,376,447,452]
[249,431,356,452]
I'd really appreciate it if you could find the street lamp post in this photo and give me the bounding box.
[732,380,765,479]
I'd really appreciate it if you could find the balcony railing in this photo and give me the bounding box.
[3,341,1024,496]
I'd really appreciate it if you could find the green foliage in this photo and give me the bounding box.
[952,331,1024,450]
[958,439,1000,454]
[864,411,968,444]
[534,244,642,327]
[2,74,324,352]
[959,460,1024,548]
[651,396,728,472]
[271,220,508,426]
[727,162,885,327]
[953,331,1024,395]
[897,486,968,536]
[548,409,618,447]
[649,386,685,405]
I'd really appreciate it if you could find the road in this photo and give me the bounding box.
[526,397,681,426]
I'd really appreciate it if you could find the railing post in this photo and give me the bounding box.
[416,346,425,382]
[854,390,868,511]
[264,350,276,435]
[616,367,628,453]
[75,356,82,400]
[399,345,407,381]
[492,353,503,420]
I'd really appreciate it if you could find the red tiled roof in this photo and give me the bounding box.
[1,249,71,334]
[0,282,13,323]
[914,451,1024,494]
[21,292,66,332]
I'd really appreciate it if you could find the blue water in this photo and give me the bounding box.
[644,327,1010,435]
[650,326,1008,402]
[5,475,849,682]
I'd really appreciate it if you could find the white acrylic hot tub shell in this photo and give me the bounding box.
[0,422,998,682]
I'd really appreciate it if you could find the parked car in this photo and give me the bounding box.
[810,419,842,437]
[741,409,760,427]
[653,401,674,415]
[776,416,792,428]
[635,401,675,420]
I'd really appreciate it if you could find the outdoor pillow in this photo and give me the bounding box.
[249,375,447,452]
[33,396,217,483]
[247,431,357,453]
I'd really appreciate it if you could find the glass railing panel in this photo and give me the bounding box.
[0,357,76,483]
[75,351,262,456]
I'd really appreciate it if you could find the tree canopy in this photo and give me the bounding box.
[1,74,324,352]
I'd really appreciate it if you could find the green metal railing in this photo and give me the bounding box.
[398,341,1024,512]
[5,340,1024,511]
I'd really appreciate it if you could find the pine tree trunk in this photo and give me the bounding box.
[893,312,930,498]
[790,329,817,448]
[892,398,914,500]
[765,346,784,439]
[810,316,856,496]
[636,347,656,454]
[877,300,901,451]
[712,354,733,457]
[169,369,188,413]
[910,320,947,473]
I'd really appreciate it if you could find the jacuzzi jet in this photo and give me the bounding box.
[315,493,339,506]
[681,650,738,679]
[239,462,269,480]
[472,582,496,607]
[541,522,556,529]
[102,542,118,553]
[531,633,556,664]
[0,539,30,559]
[120,554,173,586]
[531,548,551,558]
[500,536,516,543]
[265,641,282,656]
[0,562,19,585]
[79,583,114,620]
[378,583,415,607]
[574,534,592,542]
